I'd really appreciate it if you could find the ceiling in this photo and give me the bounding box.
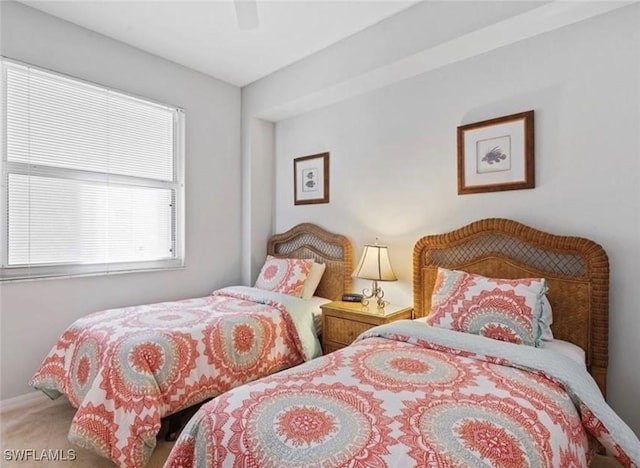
[18,0,419,87]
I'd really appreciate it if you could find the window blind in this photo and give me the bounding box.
[1,59,185,280]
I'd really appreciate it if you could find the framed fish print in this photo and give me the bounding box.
[294,152,330,205]
[457,110,534,194]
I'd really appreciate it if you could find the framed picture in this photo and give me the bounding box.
[457,110,534,195]
[294,152,330,205]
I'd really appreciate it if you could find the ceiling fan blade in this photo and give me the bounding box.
[234,0,260,30]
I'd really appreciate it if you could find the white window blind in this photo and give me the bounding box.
[1,59,185,280]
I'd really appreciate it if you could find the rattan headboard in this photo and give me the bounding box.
[268,223,353,301]
[413,218,610,396]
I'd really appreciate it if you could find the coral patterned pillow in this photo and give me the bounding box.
[427,268,547,347]
[255,256,314,297]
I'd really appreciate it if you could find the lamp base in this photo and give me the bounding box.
[361,280,389,310]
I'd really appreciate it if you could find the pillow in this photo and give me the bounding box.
[300,261,327,300]
[255,255,313,297]
[540,295,554,341]
[427,268,547,347]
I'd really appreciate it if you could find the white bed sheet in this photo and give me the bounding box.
[306,296,332,335]
[544,339,586,367]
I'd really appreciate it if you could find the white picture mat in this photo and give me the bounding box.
[463,119,525,187]
[295,157,325,201]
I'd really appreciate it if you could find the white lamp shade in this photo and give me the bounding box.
[352,244,397,281]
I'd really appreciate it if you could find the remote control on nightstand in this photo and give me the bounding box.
[341,293,364,303]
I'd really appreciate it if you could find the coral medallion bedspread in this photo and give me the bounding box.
[30,286,319,467]
[166,321,640,468]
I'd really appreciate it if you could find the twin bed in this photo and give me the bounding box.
[31,219,640,467]
[30,223,352,467]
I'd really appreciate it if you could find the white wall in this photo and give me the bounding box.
[270,5,640,434]
[0,1,242,399]
[239,2,551,285]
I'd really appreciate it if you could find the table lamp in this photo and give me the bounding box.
[352,242,397,310]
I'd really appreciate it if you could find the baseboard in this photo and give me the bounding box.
[0,391,47,412]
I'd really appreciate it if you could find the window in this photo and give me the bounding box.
[1,59,185,280]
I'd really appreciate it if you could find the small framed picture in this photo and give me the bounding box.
[294,152,329,205]
[457,110,534,194]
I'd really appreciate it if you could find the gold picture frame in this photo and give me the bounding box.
[457,110,534,194]
[294,152,330,205]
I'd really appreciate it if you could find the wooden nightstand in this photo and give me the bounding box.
[320,301,413,354]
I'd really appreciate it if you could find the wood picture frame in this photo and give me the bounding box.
[294,152,330,205]
[457,110,534,195]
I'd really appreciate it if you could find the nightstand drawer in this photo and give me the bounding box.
[321,301,412,354]
[325,316,371,345]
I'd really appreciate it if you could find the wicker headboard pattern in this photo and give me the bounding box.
[268,223,353,301]
[413,218,609,395]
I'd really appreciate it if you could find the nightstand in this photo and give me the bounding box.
[320,301,413,354]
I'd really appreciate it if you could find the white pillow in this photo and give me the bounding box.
[300,261,326,300]
[540,295,554,341]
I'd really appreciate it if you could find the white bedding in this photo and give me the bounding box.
[544,339,586,367]
[307,296,332,335]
